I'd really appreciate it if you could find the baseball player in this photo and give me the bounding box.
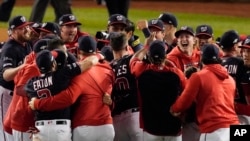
[25,49,99,141]
[170,43,240,141]
[130,39,186,141]
[167,26,200,72]
[3,39,50,141]
[0,15,33,141]
[233,35,250,124]
[58,14,89,58]
[29,55,115,141]
[109,32,143,141]
[158,12,178,54]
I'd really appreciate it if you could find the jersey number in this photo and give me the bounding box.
[115,77,130,90]
[37,88,52,99]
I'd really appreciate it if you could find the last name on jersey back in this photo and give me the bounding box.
[28,72,72,121]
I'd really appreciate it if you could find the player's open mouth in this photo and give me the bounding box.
[181,43,188,47]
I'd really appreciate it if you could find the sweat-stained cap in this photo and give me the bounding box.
[9,15,33,30]
[195,24,213,38]
[149,40,166,60]
[148,19,165,31]
[59,14,82,26]
[201,43,219,61]
[175,26,194,38]
[108,14,127,26]
[220,30,240,49]
[239,36,250,49]
[158,12,178,27]
[78,36,97,53]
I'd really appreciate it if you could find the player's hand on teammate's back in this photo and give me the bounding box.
[103,93,112,106]
[29,97,37,110]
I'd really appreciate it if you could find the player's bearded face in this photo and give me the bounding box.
[15,26,32,42]
[61,24,78,43]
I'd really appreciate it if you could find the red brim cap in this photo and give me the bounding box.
[15,22,34,29]
[38,28,52,33]
[109,22,127,26]
[148,25,163,31]
[196,33,212,38]
[239,45,250,49]
[61,21,82,26]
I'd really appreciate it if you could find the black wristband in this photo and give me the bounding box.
[142,28,151,38]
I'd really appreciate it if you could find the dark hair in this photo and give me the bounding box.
[148,56,165,65]
[125,19,135,33]
[110,32,127,51]
[202,58,222,65]
[48,38,65,51]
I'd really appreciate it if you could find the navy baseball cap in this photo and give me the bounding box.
[196,24,213,38]
[39,22,60,35]
[108,14,127,26]
[158,12,178,27]
[59,14,82,26]
[175,26,195,38]
[36,50,56,73]
[78,36,97,53]
[52,49,67,69]
[148,19,165,31]
[100,46,113,62]
[201,43,219,61]
[239,35,250,49]
[220,30,239,49]
[33,39,50,53]
[9,15,33,30]
[149,40,166,60]
[30,22,42,35]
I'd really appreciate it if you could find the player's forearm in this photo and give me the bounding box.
[3,64,25,81]
[131,47,147,61]
[79,55,99,72]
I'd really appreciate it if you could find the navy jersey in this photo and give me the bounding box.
[25,62,81,120]
[110,55,139,115]
[0,39,32,91]
[137,70,182,135]
[221,56,246,103]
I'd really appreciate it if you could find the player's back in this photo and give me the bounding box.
[26,72,72,120]
[110,55,139,115]
[137,70,182,136]
[221,56,246,104]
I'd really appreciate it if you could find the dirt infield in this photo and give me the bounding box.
[0,0,249,41]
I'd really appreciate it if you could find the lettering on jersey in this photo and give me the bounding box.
[116,64,127,77]
[33,76,53,91]
[224,65,237,74]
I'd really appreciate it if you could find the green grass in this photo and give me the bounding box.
[1,6,250,40]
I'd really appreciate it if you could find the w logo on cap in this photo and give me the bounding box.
[116,15,123,21]
[200,26,208,32]
[20,16,26,22]
[151,20,158,25]
[69,15,76,21]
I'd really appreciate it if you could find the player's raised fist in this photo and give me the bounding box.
[137,20,148,30]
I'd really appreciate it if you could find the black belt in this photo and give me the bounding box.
[36,120,68,126]
[116,107,140,115]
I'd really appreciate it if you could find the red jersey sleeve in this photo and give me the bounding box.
[34,78,82,111]
[171,73,200,113]
[130,57,146,77]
